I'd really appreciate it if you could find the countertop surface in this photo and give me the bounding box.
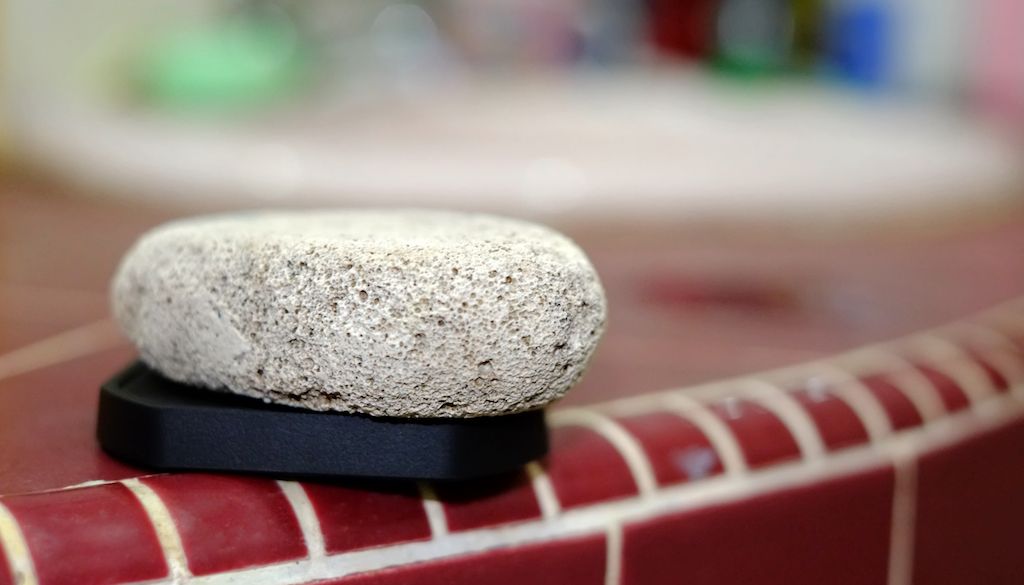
[2,179,1024,495]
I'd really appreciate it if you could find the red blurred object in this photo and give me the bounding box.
[642,275,800,313]
[974,0,1024,131]
[648,0,719,59]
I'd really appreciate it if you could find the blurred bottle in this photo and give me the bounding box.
[368,1,454,92]
[823,0,892,89]
[713,0,792,77]
[791,0,824,71]
[446,0,581,69]
[647,0,719,60]
[576,0,644,65]
[889,0,968,97]
[972,0,1024,131]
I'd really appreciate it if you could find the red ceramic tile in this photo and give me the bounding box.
[142,474,305,575]
[622,466,895,585]
[967,353,1011,393]
[0,540,14,585]
[435,471,541,532]
[0,345,143,496]
[326,533,606,585]
[789,386,870,451]
[2,483,168,585]
[913,364,971,412]
[302,481,431,553]
[946,337,1019,394]
[1007,331,1024,354]
[707,398,801,467]
[0,285,109,335]
[859,374,924,431]
[0,321,72,354]
[615,412,723,486]
[641,275,800,312]
[545,425,638,510]
[990,346,1024,386]
[913,418,1024,585]
[0,190,174,292]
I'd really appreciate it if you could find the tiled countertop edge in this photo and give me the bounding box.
[1,297,1023,585]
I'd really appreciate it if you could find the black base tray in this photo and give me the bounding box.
[97,362,548,481]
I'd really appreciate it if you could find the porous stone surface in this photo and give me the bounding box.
[112,210,606,418]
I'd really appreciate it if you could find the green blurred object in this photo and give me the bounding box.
[138,15,308,111]
[713,0,792,78]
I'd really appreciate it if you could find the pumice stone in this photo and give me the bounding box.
[111,210,607,418]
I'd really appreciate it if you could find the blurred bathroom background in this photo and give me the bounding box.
[1,0,1022,223]
[2,0,1024,399]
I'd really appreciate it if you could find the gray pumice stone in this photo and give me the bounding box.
[111,210,606,418]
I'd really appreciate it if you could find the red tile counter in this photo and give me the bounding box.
[2,186,1024,584]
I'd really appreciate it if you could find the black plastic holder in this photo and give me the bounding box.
[97,362,548,481]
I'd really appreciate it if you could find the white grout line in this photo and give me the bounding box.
[852,348,947,423]
[956,323,1024,389]
[597,378,739,419]
[955,321,1019,350]
[978,299,1024,332]
[1004,315,1024,337]
[885,442,918,585]
[988,350,1024,389]
[662,393,749,476]
[181,391,1024,585]
[1,474,166,497]
[593,343,914,424]
[736,378,827,460]
[525,462,561,520]
[981,314,1024,402]
[593,296,1024,422]
[604,522,623,585]
[121,478,191,581]
[908,334,995,408]
[0,319,124,382]
[548,409,658,497]
[0,501,38,585]
[800,363,893,442]
[2,295,1019,585]
[277,481,326,560]
[417,483,449,539]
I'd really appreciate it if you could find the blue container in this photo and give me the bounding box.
[824,0,892,89]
